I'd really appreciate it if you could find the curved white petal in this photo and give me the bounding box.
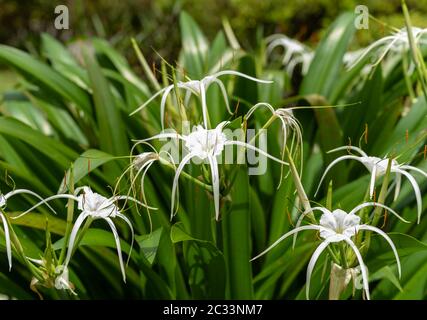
[5,189,57,216]
[211,79,233,115]
[348,202,409,223]
[171,153,195,220]
[224,140,289,165]
[394,172,402,201]
[315,155,364,197]
[213,70,273,84]
[245,102,275,120]
[400,165,427,179]
[208,155,221,221]
[251,225,326,261]
[104,217,126,283]
[357,225,401,278]
[199,82,209,128]
[160,86,174,131]
[138,132,185,143]
[327,146,368,157]
[112,195,158,210]
[116,213,135,266]
[394,168,423,223]
[12,194,79,220]
[369,165,377,199]
[306,236,340,300]
[129,86,169,116]
[0,213,12,271]
[342,236,370,300]
[293,207,332,249]
[64,212,89,267]
[347,36,395,69]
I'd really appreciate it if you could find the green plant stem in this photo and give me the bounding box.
[339,243,348,269]
[59,169,75,265]
[402,0,427,102]
[159,157,213,192]
[3,213,44,281]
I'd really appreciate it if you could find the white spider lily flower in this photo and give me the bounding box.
[138,121,288,220]
[252,205,401,300]
[315,146,427,223]
[266,34,314,76]
[130,70,272,129]
[55,265,77,295]
[20,186,155,282]
[0,189,57,270]
[245,102,304,186]
[343,49,373,75]
[348,27,427,69]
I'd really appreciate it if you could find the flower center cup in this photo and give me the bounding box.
[185,126,227,160]
[361,157,398,176]
[319,209,360,240]
[78,189,119,218]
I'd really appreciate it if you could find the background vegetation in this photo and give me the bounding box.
[0,0,426,300]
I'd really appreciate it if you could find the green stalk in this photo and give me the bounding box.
[362,159,393,256]
[131,38,161,91]
[402,51,416,102]
[68,217,94,260]
[59,168,75,265]
[402,0,427,102]
[222,166,253,299]
[3,214,44,281]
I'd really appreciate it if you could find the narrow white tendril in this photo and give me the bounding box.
[0,213,12,271]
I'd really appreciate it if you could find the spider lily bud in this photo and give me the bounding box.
[133,152,159,171]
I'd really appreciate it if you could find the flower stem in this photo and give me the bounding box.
[159,157,213,192]
[59,168,75,265]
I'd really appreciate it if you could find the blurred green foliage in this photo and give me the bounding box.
[1,0,427,63]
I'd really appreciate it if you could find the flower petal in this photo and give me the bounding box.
[5,189,57,216]
[224,140,289,165]
[315,155,364,197]
[104,217,126,283]
[251,225,326,261]
[171,153,195,220]
[342,236,370,300]
[207,155,221,221]
[64,212,89,267]
[369,165,377,199]
[394,168,423,223]
[160,86,174,131]
[213,70,273,84]
[12,194,79,220]
[0,213,12,271]
[129,86,169,116]
[306,237,338,300]
[116,213,135,266]
[348,202,409,223]
[357,225,401,278]
[327,145,368,157]
[211,79,233,115]
[112,195,158,210]
[293,207,332,249]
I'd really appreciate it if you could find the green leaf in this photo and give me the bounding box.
[84,49,129,157]
[136,227,163,265]
[0,45,92,115]
[58,149,115,193]
[222,166,253,299]
[179,11,209,78]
